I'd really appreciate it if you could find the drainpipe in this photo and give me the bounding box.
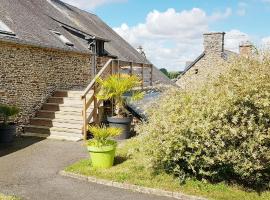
[87,36,97,77]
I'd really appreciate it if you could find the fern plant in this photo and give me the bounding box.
[88,125,122,147]
[0,105,19,126]
[96,74,144,117]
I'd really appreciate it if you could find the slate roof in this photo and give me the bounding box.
[0,0,147,62]
[0,0,173,84]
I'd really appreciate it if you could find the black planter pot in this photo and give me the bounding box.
[0,124,16,143]
[107,116,133,140]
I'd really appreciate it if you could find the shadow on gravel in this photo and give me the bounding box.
[0,136,44,157]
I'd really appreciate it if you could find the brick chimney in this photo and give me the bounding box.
[203,32,225,56]
[239,41,253,57]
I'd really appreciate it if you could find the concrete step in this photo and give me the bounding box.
[42,103,88,112]
[48,97,82,104]
[24,125,50,135]
[54,90,89,98]
[30,118,53,127]
[50,127,82,135]
[22,132,49,138]
[30,118,83,127]
[47,134,82,142]
[36,110,56,119]
[23,131,82,142]
[24,125,83,136]
[48,131,82,141]
[52,121,82,130]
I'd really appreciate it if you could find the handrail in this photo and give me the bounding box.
[81,59,113,100]
[81,58,154,140]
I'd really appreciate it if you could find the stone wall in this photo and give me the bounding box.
[176,54,227,91]
[0,40,92,125]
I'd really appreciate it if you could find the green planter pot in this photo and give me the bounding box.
[87,144,116,169]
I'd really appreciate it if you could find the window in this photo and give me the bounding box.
[0,20,15,36]
[51,30,74,46]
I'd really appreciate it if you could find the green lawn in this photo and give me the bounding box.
[0,194,19,200]
[66,140,270,200]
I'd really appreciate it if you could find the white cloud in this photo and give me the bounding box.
[225,30,250,52]
[62,0,126,10]
[261,37,270,49]
[210,8,232,21]
[236,2,247,16]
[114,8,232,71]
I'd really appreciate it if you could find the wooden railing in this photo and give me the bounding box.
[81,58,153,140]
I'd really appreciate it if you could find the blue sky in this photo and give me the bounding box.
[63,0,270,71]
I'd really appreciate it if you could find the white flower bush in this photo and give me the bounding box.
[136,53,270,190]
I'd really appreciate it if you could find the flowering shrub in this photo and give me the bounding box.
[136,54,270,189]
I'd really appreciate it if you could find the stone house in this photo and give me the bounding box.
[0,0,170,140]
[176,32,253,90]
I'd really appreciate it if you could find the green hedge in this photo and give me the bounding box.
[136,55,270,190]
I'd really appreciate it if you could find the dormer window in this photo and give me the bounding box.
[96,40,106,56]
[51,30,74,46]
[0,20,15,36]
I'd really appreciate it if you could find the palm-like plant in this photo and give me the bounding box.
[88,126,122,147]
[0,105,19,126]
[96,74,144,117]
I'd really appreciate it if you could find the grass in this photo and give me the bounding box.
[0,194,19,200]
[66,139,270,200]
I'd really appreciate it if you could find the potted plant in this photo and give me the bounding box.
[87,125,122,169]
[96,74,144,139]
[0,104,19,143]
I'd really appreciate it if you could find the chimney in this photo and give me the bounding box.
[203,32,225,56]
[239,41,253,57]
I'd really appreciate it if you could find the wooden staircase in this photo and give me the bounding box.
[23,90,93,141]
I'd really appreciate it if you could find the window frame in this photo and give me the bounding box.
[51,30,74,47]
[0,20,16,36]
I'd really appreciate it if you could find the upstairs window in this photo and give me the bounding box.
[51,30,74,47]
[0,20,15,36]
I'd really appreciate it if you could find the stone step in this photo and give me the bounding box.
[30,118,83,127]
[50,126,82,135]
[47,134,82,142]
[53,90,89,98]
[24,125,83,136]
[22,132,49,138]
[52,121,82,130]
[23,130,82,141]
[42,103,89,112]
[24,125,50,135]
[48,131,82,141]
[36,110,91,119]
[36,110,56,119]
[30,118,53,127]
[48,97,82,104]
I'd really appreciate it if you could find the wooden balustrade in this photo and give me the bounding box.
[81,58,154,140]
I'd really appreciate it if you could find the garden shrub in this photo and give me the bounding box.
[136,54,270,190]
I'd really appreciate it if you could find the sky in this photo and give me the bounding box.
[62,0,270,71]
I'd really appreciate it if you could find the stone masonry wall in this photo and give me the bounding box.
[176,54,227,91]
[0,40,92,126]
